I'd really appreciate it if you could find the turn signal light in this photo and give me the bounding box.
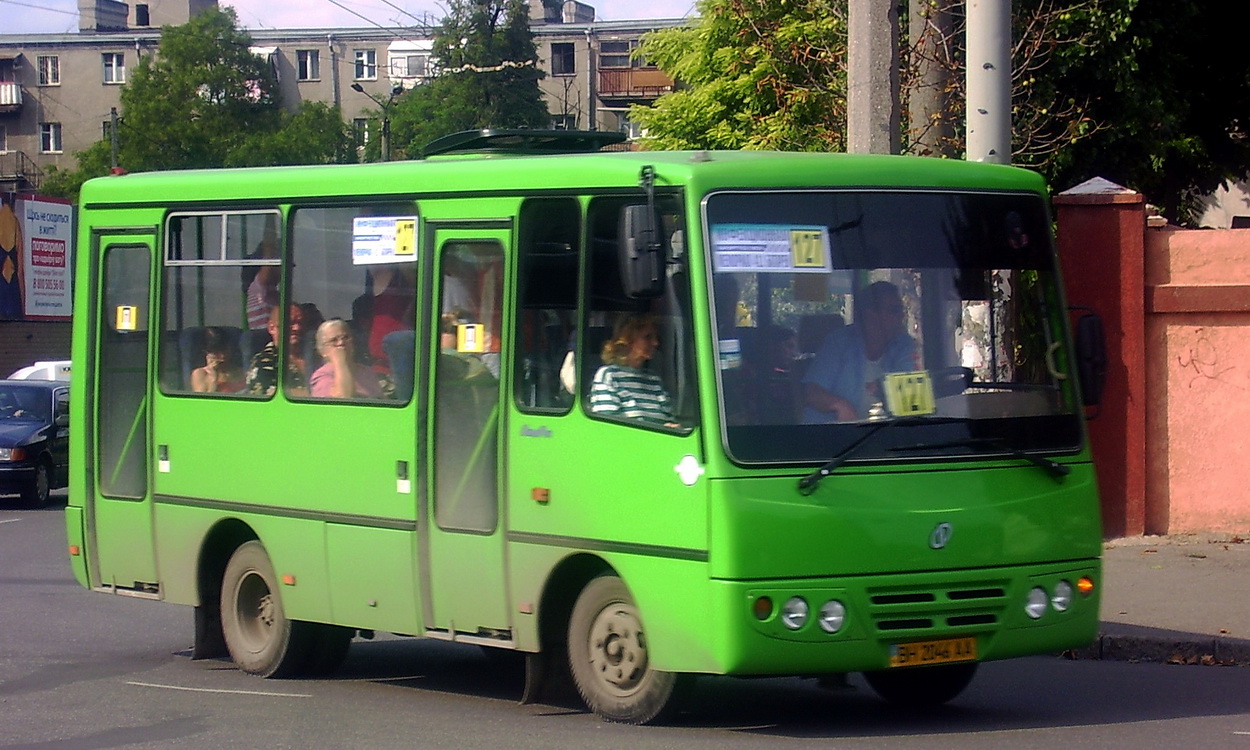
[1077,576,1095,596]
[752,596,773,621]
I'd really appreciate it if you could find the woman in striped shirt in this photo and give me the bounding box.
[590,314,675,427]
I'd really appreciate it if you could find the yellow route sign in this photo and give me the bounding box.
[883,371,936,416]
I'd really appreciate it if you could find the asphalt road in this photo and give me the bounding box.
[4,494,1250,750]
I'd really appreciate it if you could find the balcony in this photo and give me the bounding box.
[598,68,673,103]
[0,81,21,113]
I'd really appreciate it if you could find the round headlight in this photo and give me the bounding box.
[780,597,809,630]
[817,600,846,634]
[1051,580,1073,612]
[1025,586,1048,619]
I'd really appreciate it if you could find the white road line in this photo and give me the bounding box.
[1233,731,1250,736]
[0,518,22,525]
[127,681,312,698]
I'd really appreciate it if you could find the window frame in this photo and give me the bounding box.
[39,122,63,154]
[354,48,378,80]
[297,49,321,81]
[551,42,575,76]
[37,55,60,86]
[102,52,126,85]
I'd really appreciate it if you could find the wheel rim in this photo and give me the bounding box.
[234,570,276,653]
[586,600,649,696]
[31,465,49,505]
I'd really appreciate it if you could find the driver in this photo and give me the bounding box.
[801,280,919,422]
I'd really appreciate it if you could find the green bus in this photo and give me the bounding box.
[67,130,1105,724]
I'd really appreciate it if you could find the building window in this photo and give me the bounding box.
[599,40,636,69]
[551,43,575,76]
[354,49,377,80]
[389,53,428,79]
[40,122,63,153]
[103,53,126,84]
[0,125,7,153]
[353,118,370,147]
[297,50,320,81]
[38,55,60,86]
[551,114,577,130]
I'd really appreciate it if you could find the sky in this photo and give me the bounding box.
[3,0,696,35]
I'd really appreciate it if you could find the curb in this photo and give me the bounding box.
[1066,632,1250,667]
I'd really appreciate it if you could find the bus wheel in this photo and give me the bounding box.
[220,541,312,678]
[567,575,679,724]
[863,663,978,708]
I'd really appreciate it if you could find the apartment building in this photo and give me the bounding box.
[0,0,682,193]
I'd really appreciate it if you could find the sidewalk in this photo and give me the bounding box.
[1074,534,1250,666]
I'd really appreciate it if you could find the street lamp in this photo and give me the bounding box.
[351,82,403,161]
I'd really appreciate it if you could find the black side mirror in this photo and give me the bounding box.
[618,204,664,299]
[1075,312,1107,407]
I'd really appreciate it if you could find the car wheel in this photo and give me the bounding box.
[20,461,51,508]
[220,541,314,678]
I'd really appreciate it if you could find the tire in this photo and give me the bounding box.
[20,461,50,509]
[220,541,314,678]
[567,575,680,724]
[863,662,978,708]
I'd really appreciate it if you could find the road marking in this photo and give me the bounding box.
[0,518,21,525]
[127,681,312,698]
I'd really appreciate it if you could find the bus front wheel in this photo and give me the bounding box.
[220,541,313,678]
[567,575,680,724]
[863,662,978,708]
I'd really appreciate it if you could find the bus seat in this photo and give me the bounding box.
[179,326,244,389]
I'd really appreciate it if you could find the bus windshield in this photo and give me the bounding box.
[706,189,1082,464]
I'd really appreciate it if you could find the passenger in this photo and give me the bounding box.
[245,238,280,331]
[746,324,800,423]
[802,280,919,422]
[245,304,310,397]
[589,313,676,427]
[191,327,244,393]
[310,318,383,399]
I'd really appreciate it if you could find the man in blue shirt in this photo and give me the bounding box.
[802,281,919,422]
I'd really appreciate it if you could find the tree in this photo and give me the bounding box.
[635,0,1250,224]
[389,0,549,156]
[39,7,353,201]
[631,0,848,151]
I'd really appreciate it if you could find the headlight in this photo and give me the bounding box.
[1025,586,1048,619]
[0,447,26,462]
[1051,580,1074,612]
[817,600,846,634]
[780,597,809,630]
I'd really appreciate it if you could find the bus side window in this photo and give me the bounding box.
[515,198,579,412]
[160,211,280,398]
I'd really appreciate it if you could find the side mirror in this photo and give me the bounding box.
[1075,312,1107,407]
[618,204,664,299]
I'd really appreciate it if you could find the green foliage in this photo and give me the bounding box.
[118,6,280,171]
[631,0,848,151]
[43,7,354,201]
[225,102,356,167]
[390,0,549,156]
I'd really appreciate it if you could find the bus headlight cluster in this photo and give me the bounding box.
[1025,579,1090,619]
[763,596,848,635]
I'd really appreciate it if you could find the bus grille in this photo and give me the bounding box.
[866,581,1008,635]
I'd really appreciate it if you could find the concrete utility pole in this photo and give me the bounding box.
[965,0,1012,163]
[847,0,900,155]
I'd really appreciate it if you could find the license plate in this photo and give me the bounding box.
[888,637,978,668]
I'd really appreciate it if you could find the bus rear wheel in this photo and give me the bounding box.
[567,575,679,724]
[220,541,313,678]
[863,662,978,708]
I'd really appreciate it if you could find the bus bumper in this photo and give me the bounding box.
[708,558,1100,675]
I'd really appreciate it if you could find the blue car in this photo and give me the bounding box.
[0,380,70,508]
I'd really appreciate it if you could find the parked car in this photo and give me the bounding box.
[0,380,70,507]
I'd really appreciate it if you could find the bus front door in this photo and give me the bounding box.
[422,230,511,640]
[88,236,159,592]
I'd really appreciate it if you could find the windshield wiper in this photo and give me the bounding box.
[797,417,928,495]
[889,437,1070,481]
